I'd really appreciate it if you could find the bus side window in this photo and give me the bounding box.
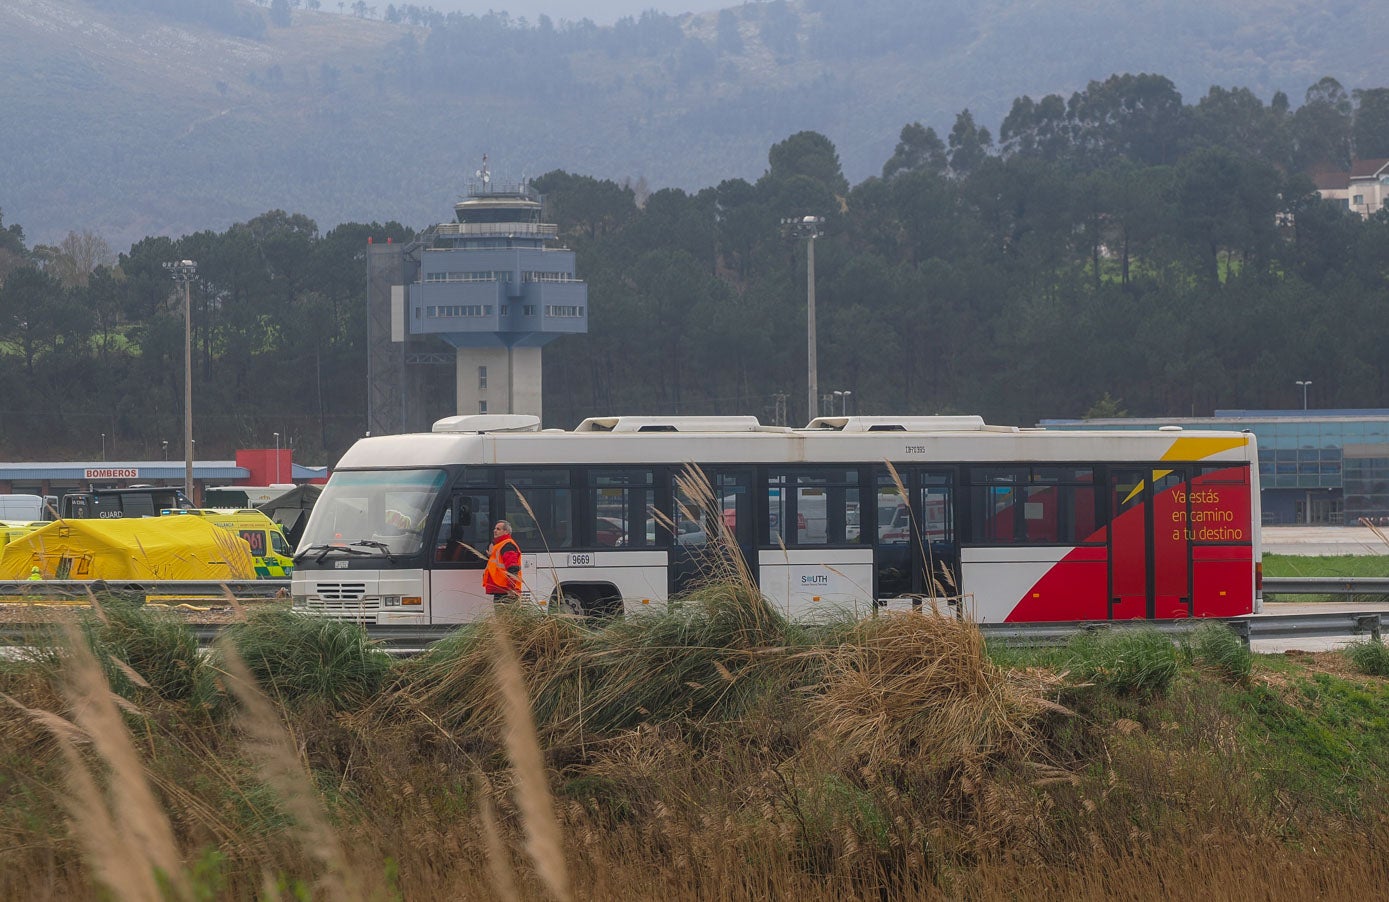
[435,508,456,562]
[672,478,708,546]
[437,494,490,563]
[590,469,654,548]
[504,470,573,549]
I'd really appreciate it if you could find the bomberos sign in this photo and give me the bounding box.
[84,468,139,480]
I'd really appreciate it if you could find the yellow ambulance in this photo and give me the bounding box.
[160,508,295,578]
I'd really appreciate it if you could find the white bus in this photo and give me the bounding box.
[290,414,1261,624]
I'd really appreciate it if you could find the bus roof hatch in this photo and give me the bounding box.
[432,414,542,434]
[575,416,764,433]
[804,416,990,432]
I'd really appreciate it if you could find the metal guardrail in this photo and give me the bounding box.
[0,580,289,599]
[0,621,440,655]
[1,578,1386,652]
[1263,577,1389,595]
[317,614,1389,651]
[3,612,1386,653]
[357,614,1389,651]
[0,623,228,646]
[977,610,1387,647]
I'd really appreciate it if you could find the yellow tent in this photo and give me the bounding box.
[0,521,43,551]
[0,517,256,581]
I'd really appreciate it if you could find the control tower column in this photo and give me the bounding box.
[456,346,542,419]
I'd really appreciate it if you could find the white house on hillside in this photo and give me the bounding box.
[1314,158,1389,217]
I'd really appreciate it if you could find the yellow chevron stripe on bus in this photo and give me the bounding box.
[1122,434,1252,504]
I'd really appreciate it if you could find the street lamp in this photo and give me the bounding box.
[161,439,168,461]
[1296,380,1312,410]
[833,390,852,416]
[100,433,106,461]
[783,215,823,422]
[163,260,197,498]
[273,432,281,483]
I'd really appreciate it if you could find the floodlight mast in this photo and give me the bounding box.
[163,259,197,499]
[782,215,823,423]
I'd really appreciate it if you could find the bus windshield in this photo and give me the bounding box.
[298,469,447,557]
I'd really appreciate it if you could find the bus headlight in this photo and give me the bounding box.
[382,595,401,607]
[381,595,422,607]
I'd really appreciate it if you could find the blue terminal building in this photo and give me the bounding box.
[1041,410,1389,526]
[365,161,588,435]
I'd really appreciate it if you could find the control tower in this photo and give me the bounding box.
[365,159,588,434]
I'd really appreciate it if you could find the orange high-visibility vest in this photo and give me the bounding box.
[483,536,522,595]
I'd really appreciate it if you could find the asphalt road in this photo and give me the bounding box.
[1263,525,1389,556]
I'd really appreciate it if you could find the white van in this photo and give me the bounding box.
[0,494,55,522]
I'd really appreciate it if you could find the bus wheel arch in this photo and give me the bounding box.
[550,582,623,618]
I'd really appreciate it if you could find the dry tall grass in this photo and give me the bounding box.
[8,623,189,900]
[218,640,361,900]
[5,529,1389,900]
[490,625,572,902]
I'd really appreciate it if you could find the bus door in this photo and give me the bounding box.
[873,468,957,602]
[669,467,757,597]
[1109,467,1192,620]
[428,491,495,622]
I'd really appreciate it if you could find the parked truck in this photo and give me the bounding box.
[59,486,194,519]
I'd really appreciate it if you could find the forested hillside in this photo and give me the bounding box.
[0,0,1384,248]
[2,70,1387,465]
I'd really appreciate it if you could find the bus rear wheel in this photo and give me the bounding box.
[553,593,586,617]
[551,586,623,619]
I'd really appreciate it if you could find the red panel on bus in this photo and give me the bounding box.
[1004,552,1110,622]
[1185,465,1253,616]
[1111,484,1151,621]
[1186,468,1252,544]
[1191,544,1254,616]
[1152,481,1191,617]
[1108,500,1146,600]
[1003,463,1256,622]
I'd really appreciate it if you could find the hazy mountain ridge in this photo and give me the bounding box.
[1,0,1378,248]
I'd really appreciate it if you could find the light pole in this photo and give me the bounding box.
[1296,380,1312,410]
[273,432,281,483]
[783,215,823,422]
[161,439,168,461]
[834,390,852,416]
[164,260,197,499]
[100,433,106,461]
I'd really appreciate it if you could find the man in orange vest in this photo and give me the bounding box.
[483,519,523,602]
